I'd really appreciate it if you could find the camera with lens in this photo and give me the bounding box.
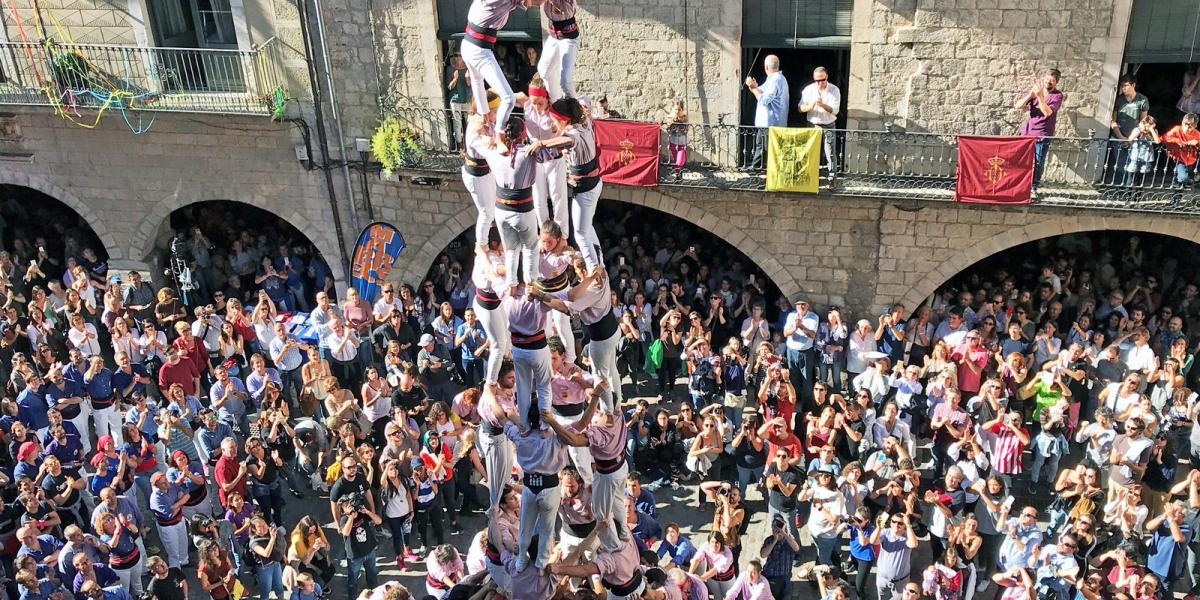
[340,491,367,511]
[717,483,731,497]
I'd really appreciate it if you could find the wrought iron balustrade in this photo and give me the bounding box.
[381,104,1200,214]
[0,39,282,115]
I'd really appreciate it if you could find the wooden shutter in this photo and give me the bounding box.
[1125,0,1200,63]
[742,0,853,48]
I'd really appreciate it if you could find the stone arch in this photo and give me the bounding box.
[896,213,1200,311]
[127,195,346,284]
[0,168,123,260]
[396,186,805,300]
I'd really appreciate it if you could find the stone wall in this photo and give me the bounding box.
[571,0,743,121]
[377,175,1200,320]
[0,108,346,282]
[847,0,1133,137]
[2,0,138,44]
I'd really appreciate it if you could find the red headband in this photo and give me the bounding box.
[528,86,549,98]
[549,106,570,122]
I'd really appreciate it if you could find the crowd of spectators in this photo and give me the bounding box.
[9,187,1200,600]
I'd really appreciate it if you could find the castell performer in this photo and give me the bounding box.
[556,465,598,563]
[503,277,553,431]
[469,115,559,292]
[541,388,629,554]
[464,91,499,245]
[544,335,603,484]
[461,0,543,135]
[499,403,569,574]
[536,220,578,363]
[537,254,621,412]
[518,77,570,236]
[472,232,510,387]
[532,97,604,276]
[538,0,579,101]
[478,360,517,511]
[550,535,644,600]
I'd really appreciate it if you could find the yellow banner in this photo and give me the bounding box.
[765,127,822,193]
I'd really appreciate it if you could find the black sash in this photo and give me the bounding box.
[463,21,498,49]
[523,471,559,493]
[566,520,596,537]
[496,186,534,212]
[595,455,625,475]
[553,401,585,417]
[549,16,579,39]
[587,311,619,340]
[512,330,547,350]
[603,573,643,597]
[463,156,491,177]
[475,288,501,311]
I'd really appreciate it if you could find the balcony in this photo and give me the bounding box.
[385,105,1200,215]
[0,39,282,115]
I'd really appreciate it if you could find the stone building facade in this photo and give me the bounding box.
[0,0,1186,313]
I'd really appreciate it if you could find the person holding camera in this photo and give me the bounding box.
[248,516,287,600]
[759,515,800,599]
[337,492,383,600]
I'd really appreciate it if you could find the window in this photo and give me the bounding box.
[1125,0,1200,63]
[197,0,237,46]
[742,0,853,48]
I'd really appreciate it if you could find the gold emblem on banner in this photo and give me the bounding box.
[985,155,1006,187]
[780,145,811,185]
[617,140,635,165]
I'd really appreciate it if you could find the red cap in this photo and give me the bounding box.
[171,450,189,463]
[527,86,549,98]
[16,441,37,461]
[151,472,167,486]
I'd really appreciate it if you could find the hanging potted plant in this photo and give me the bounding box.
[371,116,426,176]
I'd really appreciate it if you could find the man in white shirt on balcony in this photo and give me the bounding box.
[798,67,840,189]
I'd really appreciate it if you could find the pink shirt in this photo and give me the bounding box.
[503,288,549,337]
[951,344,989,393]
[584,411,627,461]
[523,101,555,140]
[469,138,555,190]
[559,486,594,525]
[692,546,734,574]
[425,551,464,582]
[539,251,572,280]
[471,251,505,293]
[505,552,558,600]
[466,0,525,29]
[563,126,599,175]
[594,538,641,584]
[341,300,372,334]
[552,364,594,408]
[726,572,772,600]
[563,279,612,325]
[479,388,516,429]
[541,0,576,21]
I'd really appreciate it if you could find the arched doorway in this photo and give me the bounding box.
[919,231,1199,374]
[0,184,113,292]
[154,200,336,312]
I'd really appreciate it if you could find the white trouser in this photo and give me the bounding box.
[555,411,593,485]
[497,208,540,288]
[67,408,92,451]
[93,404,123,444]
[512,345,552,431]
[571,181,603,271]
[592,461,628,552]
[474,297,511,385]
[460,42,515,126]
[181,494,213,522]
[537,36,579,101]
[115,554,144,596]
[558,522,597,564]
[477,428,514,510]
[547,311,575,363]
[534,159,569,234]
[587,330,620,412]
[464,169,497,244]
[158,520,190,567]
[517,479,562,571]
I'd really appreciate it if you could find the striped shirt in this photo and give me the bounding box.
[988,422,1027,475]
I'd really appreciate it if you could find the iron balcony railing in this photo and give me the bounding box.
[383,105,1200,214]
[0,39,282,115]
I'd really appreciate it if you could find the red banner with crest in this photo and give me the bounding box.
[955,135,1035,204]
[594,119,659,187]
